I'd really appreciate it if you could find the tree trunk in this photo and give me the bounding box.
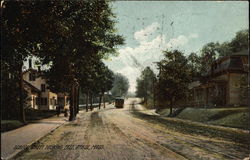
[170,106,173,116]
[90,93,93,111]
[86,90,89,112]
[74,85,77,117]
[102,91,105,108]
[76,87,79,114]
[19,64,25,123]
[69,84,76,121]
[169,98,174,116]
[98,93,102,110]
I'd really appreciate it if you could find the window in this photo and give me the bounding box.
[29,73,36,81]
[36,97,40,105]
[29,73,32,81]
[41,84,46,92]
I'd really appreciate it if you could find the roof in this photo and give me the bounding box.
[212,49,248,65]
[231,49,249,56]
[23,80,41,93]
[22,68,45,78]
[22,68,38,74]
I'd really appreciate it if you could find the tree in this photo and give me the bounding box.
[1,1,47,122]
[156,50,192,115]
[1,64,29,120]
[32,1,124,120]
[2,0,124,121]
[95,64,114,109]
[111,73,129,97]
[136,67,156,107]
[200,29,248,60]
[199,42,220,74]
[216,42,233,57]
[229,29,249,53]
[187,52,203,80]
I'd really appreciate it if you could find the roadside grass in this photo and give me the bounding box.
[25,109,57,121]
[1,109,57,132]
[177,107,250,130]
[208,112,249,130]
[132,111,250,146]
[157,107,250,130]
[1,120,25,132]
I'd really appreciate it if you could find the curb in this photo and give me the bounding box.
[2,121,67,160]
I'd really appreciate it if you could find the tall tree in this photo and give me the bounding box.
[95,64,114,109]
[136,67,156,107]
[156,50,192,115]
[1,1,46,122]
[111,73,129,97]
[2,1,124,121]
[200,42,220,74]
[187,52,203,80]
[34,1,124,120]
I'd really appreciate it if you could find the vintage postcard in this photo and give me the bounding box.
[1,0,249,160]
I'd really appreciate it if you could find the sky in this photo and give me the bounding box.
[103,1,249,93]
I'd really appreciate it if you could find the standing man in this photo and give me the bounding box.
[56,105,61,117]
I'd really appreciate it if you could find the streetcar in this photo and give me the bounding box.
[115,97,124,108]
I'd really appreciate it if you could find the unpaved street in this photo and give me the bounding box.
[16,98,249,160]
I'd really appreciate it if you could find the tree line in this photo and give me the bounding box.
[1,1,125,122]
[136,29,249,115]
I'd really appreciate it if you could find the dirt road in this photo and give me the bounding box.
[16,98,249,160]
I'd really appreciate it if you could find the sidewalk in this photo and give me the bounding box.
[1,115,68,160]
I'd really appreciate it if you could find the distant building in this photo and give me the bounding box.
[57,92,69,109]
[190,50,249,107]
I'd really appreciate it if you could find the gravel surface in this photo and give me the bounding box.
[16,98,250,160]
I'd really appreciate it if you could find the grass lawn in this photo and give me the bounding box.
[25,109,57,121]
[1,109,57,132]
[1,120,25,132]
[158,107,250,130]
[133,111,250,146]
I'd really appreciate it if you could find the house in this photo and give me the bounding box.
[23,80,41,109]
[22,58,63,110]
[23,68,58,110]
[190,50,249,107]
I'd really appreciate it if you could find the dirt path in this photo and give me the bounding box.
[16,98,249,160]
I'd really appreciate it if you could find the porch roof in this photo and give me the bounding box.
[24,80,41,93]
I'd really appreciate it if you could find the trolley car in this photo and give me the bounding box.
[115,97,124,108]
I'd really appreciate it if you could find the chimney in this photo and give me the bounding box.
[28,59,32,68]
